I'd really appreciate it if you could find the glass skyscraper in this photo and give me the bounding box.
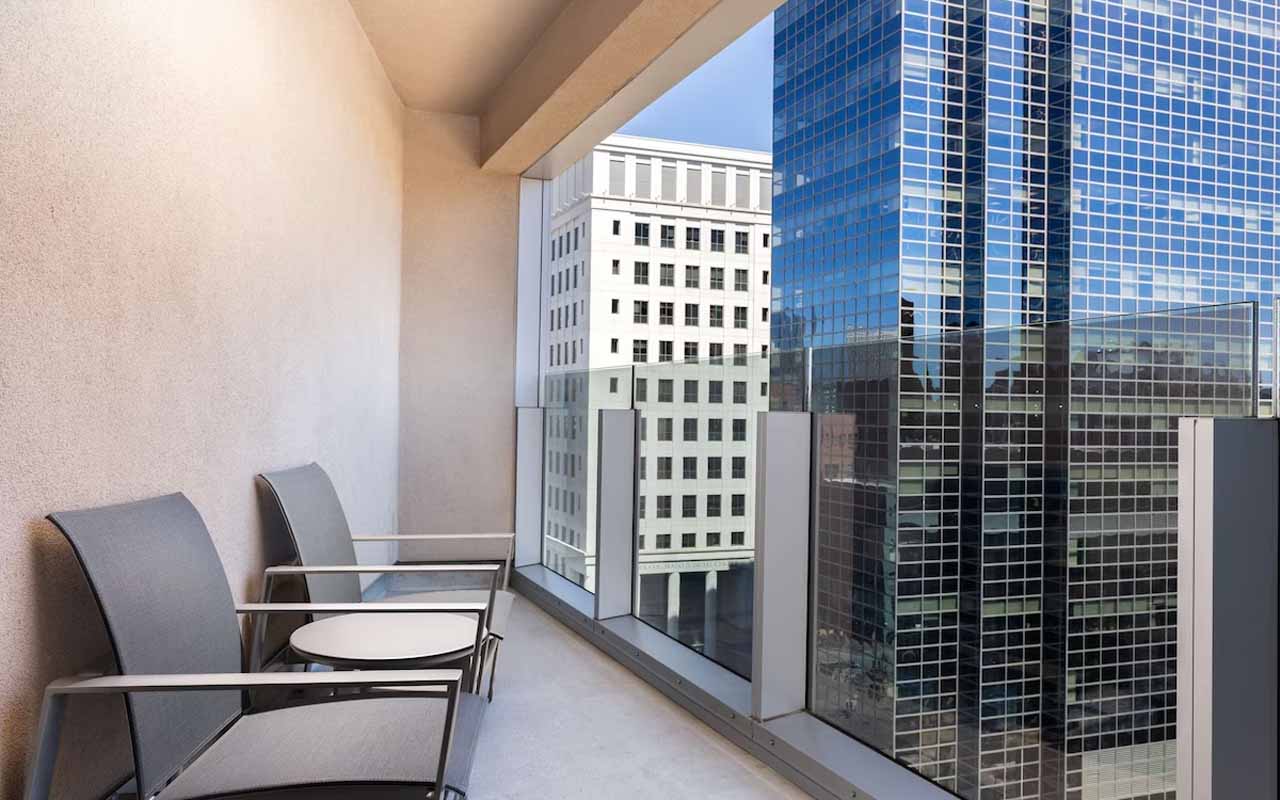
[773,0,1277,798]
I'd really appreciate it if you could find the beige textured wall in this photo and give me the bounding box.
[0,3,405,797]
[399,111,519,546]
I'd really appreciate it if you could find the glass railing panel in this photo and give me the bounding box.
[541,365,634,592]
[801,302,1258,798]
[633,352,770,678]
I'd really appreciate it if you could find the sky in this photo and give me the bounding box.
[618,14,774,153]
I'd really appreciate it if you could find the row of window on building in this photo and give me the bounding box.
[643,417,751,443]
[641,530,748,551]
[640,454,751,481]
[613,340,769,364]
[618,300,768,327]
[635,377,763,404]
[606,157,770,213]
[640,492,749,519]
[620,262,769,289]
[621,221,767,253]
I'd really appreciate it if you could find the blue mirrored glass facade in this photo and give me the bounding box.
[774,0,1278,797]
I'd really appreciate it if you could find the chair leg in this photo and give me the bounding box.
[487,639,501,702]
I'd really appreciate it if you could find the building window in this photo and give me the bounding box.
[661,163,677,201]
[683,380,698,403]
[735,269,749,291]
[635,378,647,402]
[685,265,700,288]
[734,172,750,209]
[709,305,724,328]
[634,222,650,246]
[734,231,749,254]
[573,228,579,250]
[611,298,619,314]
[681,533,696,548]
[682,418,698,441]
[686,166,702,204]
[730,531,745,546]
[638,457,646,480]
[659,340,673,362]
[760,381,768,397]
[733,381,747,403]
[732,419,746,442]
[683,342,698,361]
[657,417,672,441]
[638,535,645,550]
[706,531,721,547]
[734,306,748,329]
[632,339,648,363]
[733,343,747,366]
[660,263,675,286]
[657,456,672,480]
[711,170,726,205]
[656,534,671,550]
[707,495,721,517]
[610,338,619,353]
[635,160,651,198]
[609,377,619,393]
[710,229,725,252]
[612,220,621,235]
[684,303,699,326]
[609,159,625,195]
[660,225,675,248]
[758,175,771,211]
[633,301,648,324]
[710,267,725,289]
[682,496,697,518]
[707,457,722,479]
[656,495,670,518]
[685,227,700,250]
[708,380,723,403]
[762,307,769,322]
[682,457,697,480]
[762,234,770,249]
[708,418,723,442]
[612,259,620,275]
[709,343,723,364]
[658,379,673,403]
[659,302,673,325]
[634,261,649,284]
[732,456,746,479]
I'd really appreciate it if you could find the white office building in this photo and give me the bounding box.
[540,134,771,672]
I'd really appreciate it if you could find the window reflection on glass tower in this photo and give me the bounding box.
[773,0,1277,798]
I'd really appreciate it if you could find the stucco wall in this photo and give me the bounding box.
[0,3,405,797]
[399,111,520,548]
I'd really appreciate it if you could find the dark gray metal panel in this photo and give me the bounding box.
[752,411,812,721]
[515,407,545,568]
[594,409,637,620]
[1178,418,1279,800]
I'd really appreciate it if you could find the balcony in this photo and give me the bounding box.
[3,3,1277,800]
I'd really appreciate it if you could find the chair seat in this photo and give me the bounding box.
[387,588,514,639]
[158,694,485,800]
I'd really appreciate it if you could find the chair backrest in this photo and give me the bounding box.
[257,463,362,604]
[48,494,242,799]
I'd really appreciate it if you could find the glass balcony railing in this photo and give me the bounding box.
[534,301,1260,800]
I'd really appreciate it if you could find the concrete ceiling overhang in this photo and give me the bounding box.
[349,0,780,176]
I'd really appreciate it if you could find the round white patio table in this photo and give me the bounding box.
[290,612,483,669]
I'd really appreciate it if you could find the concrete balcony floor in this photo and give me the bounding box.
[410,587,808,799]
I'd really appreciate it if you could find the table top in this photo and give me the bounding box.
[290,612,482,668]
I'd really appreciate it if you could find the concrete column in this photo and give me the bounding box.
[703,569,719,659]
[666,571,681,637]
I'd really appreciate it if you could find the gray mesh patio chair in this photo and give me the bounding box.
[28,493,485,800]
[257,463,515,699]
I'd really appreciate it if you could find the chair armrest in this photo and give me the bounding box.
[237,601,488,615]
[44,668,461,694]
[26,669,460,800]
[263,563,499,576]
